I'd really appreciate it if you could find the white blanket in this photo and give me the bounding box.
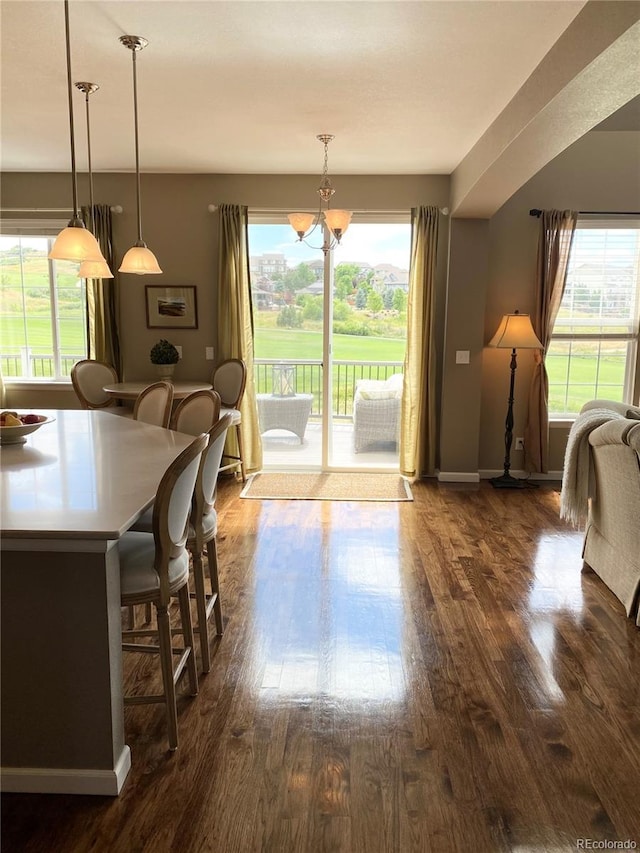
[560,407,624,528]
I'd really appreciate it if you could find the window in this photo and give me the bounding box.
[547,219,640,416]
[0,228,87,381]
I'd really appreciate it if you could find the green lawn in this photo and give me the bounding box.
[1,310,627,414]
[254,328,405,362]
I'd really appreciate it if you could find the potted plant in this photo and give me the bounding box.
[150,339,179,380]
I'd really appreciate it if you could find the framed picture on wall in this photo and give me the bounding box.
[145,286,198,329]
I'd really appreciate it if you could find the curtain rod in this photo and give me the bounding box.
[529,208,640,217]
[0,205,123,214]
[207,204,450,215]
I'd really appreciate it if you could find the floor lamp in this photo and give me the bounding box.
[488,310,543,489]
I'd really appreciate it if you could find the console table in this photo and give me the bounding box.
[256,393,314,442]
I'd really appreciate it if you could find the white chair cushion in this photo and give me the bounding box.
[355,374,403,401]
[220,405,241,425]
[119,531,190,598]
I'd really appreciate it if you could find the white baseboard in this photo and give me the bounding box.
[1,745,131,796]
[437,471,480,483]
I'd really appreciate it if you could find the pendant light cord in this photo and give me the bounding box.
[84,91,94,231]
[64,0,80,223]
[131,49,143,244]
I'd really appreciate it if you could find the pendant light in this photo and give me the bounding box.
[75,82,113,279]
[49,0,107,264]
[287,135,352,255]
[118,35,162,275]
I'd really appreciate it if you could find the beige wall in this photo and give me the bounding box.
[439,218,489,477]
[2,130,638,476]
[1,171,449,401]
[481,130,640,474]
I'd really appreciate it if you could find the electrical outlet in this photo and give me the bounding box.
[515,437,524,450]
[205,347,214,360]
[175,345,182,359]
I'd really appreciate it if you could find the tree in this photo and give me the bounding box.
[283,263,316,292]
[355,286,367,309]
[367,290,383,313]
[383,287,394,310]
[276,305,302,328]
[334,263,360,300]
[302,296,323,321]
[333,300,351,321]
[393,288,407,314]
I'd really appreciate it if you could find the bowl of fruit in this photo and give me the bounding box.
[0,411,55,445]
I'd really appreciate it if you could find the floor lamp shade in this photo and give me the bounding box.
[489,311,542,489]
[489,312,543,350]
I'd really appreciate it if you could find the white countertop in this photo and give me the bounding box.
[1,409,194,540]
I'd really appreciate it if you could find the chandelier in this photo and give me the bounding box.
[288,135,352,254]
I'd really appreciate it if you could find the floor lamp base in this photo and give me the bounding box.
[489,472,539,489]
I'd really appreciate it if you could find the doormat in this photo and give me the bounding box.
[240,472,413,502]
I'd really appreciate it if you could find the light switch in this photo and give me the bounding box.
[205,347,214,360]
[175,345,183,359]
[455,350,470,364]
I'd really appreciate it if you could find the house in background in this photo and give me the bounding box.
[0,0,639,478]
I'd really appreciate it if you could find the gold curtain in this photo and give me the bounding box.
[524,209,577,473]
[217,204,262,474]
[81,204,122,376]
[400,206,439,479]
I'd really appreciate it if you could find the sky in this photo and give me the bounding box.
[248,223,412,270]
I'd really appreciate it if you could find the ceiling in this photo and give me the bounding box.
[0,0,589,176]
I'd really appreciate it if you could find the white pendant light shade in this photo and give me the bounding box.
[288,212,315,237]
[49,223,106,263]
[324,209,352,241]
[118,242,162,275]
[79,257,114,279]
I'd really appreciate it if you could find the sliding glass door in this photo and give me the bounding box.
[248,214,410,472]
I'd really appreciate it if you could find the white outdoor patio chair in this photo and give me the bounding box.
[352,373,403,453]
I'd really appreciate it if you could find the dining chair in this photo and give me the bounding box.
[212,358,247,482]
[187,413,232,672]
[130,413,232,673]
[119,432,209,751]
[71,359,119,409]
[169,389,221,435]
[133,381,174,428]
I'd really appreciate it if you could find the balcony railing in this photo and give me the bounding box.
[1,350,82,380]
[254,358,403,419]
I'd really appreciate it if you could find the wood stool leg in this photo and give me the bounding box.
[178,584,199,695]
[206,539,224,636]
[156,603,179,751]
[236,424,246,482]
[191,549,211,674]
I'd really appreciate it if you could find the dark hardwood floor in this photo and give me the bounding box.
[2,479,639,852]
